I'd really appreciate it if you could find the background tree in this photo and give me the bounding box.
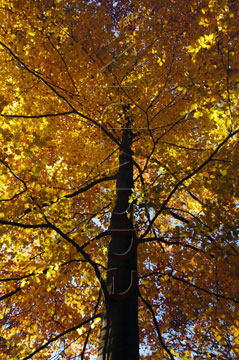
[0,0,239,359]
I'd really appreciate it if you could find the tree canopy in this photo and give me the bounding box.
[0,0,239,359]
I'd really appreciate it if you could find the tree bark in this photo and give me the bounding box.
[98,124,139,360]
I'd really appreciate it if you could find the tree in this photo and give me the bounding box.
[0,0,239,358]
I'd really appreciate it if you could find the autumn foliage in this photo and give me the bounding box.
[0,0,239,359]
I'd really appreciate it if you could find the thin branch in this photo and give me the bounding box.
[141,271,239,305]
[65,174,117,199]
[81,230,109,250]
[0,273,34,282]
[0,159,27,189]
[46,35,80,96]
[0,41,75,110]
[21,314,102,360]
[141,128,239,238]
[168,210,190,224]
[0,41,120,147]
[166,207,239,256]
[172,273,239,304]
[147,47,176,111]
[139,290,175,360]
[0,287,21,301]
[0,219,48,228]
[1,111,75,119]
[151,157,203,206]
[226,49,233,131]
[139,236,213,256]
[159,140,205,152]
[80,289,102,359]
[45,218,102,282]
[0,189,26,202]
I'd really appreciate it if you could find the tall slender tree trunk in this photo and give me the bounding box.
[98,123,139,360]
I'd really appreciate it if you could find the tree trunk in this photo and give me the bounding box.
[98,124,139,360]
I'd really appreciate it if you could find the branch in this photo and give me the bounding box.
[0,287,21,301]
[1,111,75,119]
[0,219,48,228]
[0,258,106,286]
[46,34,80,96]
[139,290,175,360]
[0,189,26,202]
[0,158,27,189]
[171,273,239,304]
[166,207,239,256]
[80,289,102,359]
[45,219,102,282]
[0,41,76,110]
[158,140,205,152]
[168,210,190,224]
[141,271,239,305]
[81,230,109,250]
[151,157,203,206]
[141,128,239,238]
[0,273,34,282]
[0,41,120,147]
[21,314,102,360]
[139,236,214,258]
[65,174,117,199]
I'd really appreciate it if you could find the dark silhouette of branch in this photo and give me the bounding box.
[0,41,120,147]
[0,219,48,228]
[168,210,190,224]
[138,290,175,360]
[0,158,27,189]
[0,189,26,202]
[139,236,214,258]
[21,314,102,360]
[140,271,239,305]
[141,128,239,238]
[81,290,102,359]
[1,111,75,119]
[0,287,21,301]
[45,218,102,282]
[65,174,117,199]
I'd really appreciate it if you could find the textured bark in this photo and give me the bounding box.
[98,124,139,360]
